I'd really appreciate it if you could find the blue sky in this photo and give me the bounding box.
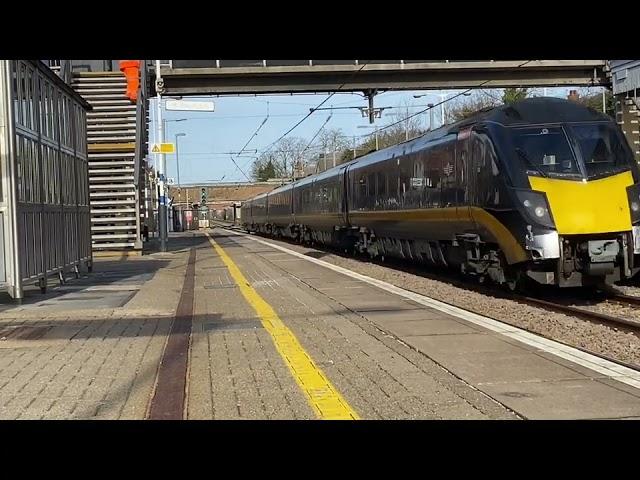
[149,86,604,184]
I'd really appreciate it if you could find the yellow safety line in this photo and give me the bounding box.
[205,232,359,420]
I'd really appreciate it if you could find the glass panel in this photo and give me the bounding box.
[571,123,634,178]
[19,63,27,127]
[511,126,579,178]
[26,67,34,130]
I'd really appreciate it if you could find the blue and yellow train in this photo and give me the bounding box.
[241,97,640,288]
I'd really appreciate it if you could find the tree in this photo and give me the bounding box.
[272,137,309,177]
[345,100,427,158]
[328,101,434,164]
[316,128,351,156]
[573,87,615,117]
[312,128,352,172]
[446,91,501,123]
[502,87,530,104]
[386,99,425,143]
[252,159,277,181]
[251,136,309,181]
[443,88,530,124]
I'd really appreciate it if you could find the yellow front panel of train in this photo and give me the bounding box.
[528,171,633,235]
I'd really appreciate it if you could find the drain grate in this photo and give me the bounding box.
[203,320,262,332]
[57,296,107,301]
[0,325,52,341]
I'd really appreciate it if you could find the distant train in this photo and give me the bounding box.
[241,98,640,288]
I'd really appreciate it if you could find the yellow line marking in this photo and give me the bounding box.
[205,232,359,420]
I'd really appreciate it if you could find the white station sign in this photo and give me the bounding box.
[165,99,215,112]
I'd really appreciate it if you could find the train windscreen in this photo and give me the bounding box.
[570,123,633,178]
[511,126,580,178]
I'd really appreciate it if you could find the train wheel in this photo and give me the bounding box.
[505,270,524,292]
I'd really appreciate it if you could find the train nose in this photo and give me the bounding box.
[528,171,634,235]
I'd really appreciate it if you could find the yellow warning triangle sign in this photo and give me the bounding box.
[151,145,160,153]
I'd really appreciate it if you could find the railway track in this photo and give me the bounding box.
[607,293,640,308]
[513,294,640,330]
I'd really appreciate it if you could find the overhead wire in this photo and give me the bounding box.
[203,60,536,182]
[257,61,371,154]
[228,155,251,182]
[373,60,534,136]
[300,113,333,158]
[226,61,370,181]
[219,101,271,182]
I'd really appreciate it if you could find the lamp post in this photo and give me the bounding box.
[414,91,470,128]
[414,93,441,129]
[425,104,434,130]
[175,133,186,204]
[439,92,448,126]
[162,118,187,139]
[154,61,168,251]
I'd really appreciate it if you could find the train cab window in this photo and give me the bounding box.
[570,123,634,178]
[511,126,579,177]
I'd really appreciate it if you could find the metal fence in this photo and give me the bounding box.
[0,60,92,300]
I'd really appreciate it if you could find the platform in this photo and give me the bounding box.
[1,229,640,419]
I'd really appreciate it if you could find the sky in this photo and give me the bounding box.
[149,86,606,185]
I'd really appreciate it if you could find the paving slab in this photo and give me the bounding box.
[217,229,640,420]
[481,378,640,419]
[3,229,638,420]
[211,231,518,419]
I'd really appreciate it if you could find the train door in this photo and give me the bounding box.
[455,128,474,230]
[340,164,350,225]
[292,184,298,224]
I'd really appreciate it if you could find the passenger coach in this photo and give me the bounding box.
[242,98,640,288]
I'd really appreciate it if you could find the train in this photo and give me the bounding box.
[241,97,640,289]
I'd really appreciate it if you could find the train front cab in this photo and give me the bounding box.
[496,120,640,287]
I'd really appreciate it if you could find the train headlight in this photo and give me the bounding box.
[514,189,555,229]
[627,184,640,224]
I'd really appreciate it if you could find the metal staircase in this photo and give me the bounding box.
[71,71,143,251]
[616,96,640,164]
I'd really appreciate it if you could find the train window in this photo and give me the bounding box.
[399,156,412,205]
[359,175,367,201]
[571,123,633,178]
[377,172,386,197]
[511,126,579,177]
[472,138,484,173]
